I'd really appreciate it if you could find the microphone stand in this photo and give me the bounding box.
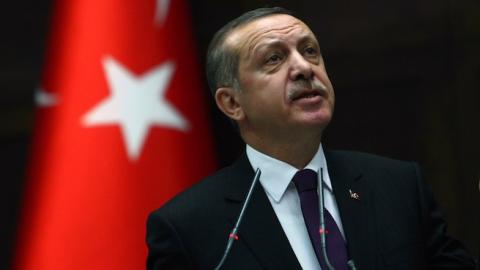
[215,167,359,270]
[214,168,261,270]
[319,168,335,270]
[319,168,357,270]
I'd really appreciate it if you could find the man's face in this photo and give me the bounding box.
[221,14,335,141]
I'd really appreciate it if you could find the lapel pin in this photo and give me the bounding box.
[349,189,360,200]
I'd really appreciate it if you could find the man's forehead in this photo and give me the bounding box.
[224,14,315,53]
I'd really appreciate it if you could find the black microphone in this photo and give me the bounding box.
[214,168,261,270]
[319,168,358,270]
[347,260,357,270]
[319,167,335,270]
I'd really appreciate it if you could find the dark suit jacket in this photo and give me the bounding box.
[146,150,475,269]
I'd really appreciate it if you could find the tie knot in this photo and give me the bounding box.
[293,169,318,193]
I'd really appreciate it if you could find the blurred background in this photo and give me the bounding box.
[1,0,479,269]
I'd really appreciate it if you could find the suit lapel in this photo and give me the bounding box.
[325,150,377,270]
[224,155,302,270]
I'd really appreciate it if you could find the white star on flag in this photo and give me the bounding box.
[82,56,189,161]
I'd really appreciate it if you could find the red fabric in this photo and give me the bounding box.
[15,0,216,269]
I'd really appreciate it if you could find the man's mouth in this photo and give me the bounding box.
[290,89,324,101]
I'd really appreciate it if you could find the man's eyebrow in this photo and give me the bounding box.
[254,40,283,52]
[249,34,319,57]
[241,39,279,61]
[297,34,319,46]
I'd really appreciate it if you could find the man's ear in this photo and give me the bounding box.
[214,87,244,121]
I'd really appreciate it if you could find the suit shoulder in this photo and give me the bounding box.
[327,149,415,168]
[326,149,422,182]
[148,163,235,220]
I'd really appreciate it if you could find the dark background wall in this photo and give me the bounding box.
[2,0,479,268]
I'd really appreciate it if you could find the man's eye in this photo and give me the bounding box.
[266,54,282,64]
[304,47,317,56]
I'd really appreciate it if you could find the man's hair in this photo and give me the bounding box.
[205,7,293,96]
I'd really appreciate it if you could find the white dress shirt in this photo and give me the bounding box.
[246,144,346,270]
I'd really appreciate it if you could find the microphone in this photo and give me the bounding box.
[347,260,357,270]
[319,168,335,270]
[214,168,262,270]
[319,168,358,270]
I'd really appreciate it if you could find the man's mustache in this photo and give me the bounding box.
[287,80,328,101]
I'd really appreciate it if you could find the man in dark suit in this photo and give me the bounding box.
[146,7,476,269]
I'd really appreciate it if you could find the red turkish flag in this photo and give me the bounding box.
[14,0,216,269]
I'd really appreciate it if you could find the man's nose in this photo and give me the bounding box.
[289,52,313,81]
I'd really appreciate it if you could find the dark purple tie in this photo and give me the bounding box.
[293,169,349,270]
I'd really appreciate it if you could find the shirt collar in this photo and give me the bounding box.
[246,144,332,203]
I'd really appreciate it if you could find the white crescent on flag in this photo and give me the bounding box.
[155,0,170,25]
[35,88,59,107]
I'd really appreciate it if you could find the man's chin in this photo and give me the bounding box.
[295,111,332,128]
[284,119,330,138]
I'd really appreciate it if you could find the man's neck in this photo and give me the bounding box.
[243,132,322,170]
